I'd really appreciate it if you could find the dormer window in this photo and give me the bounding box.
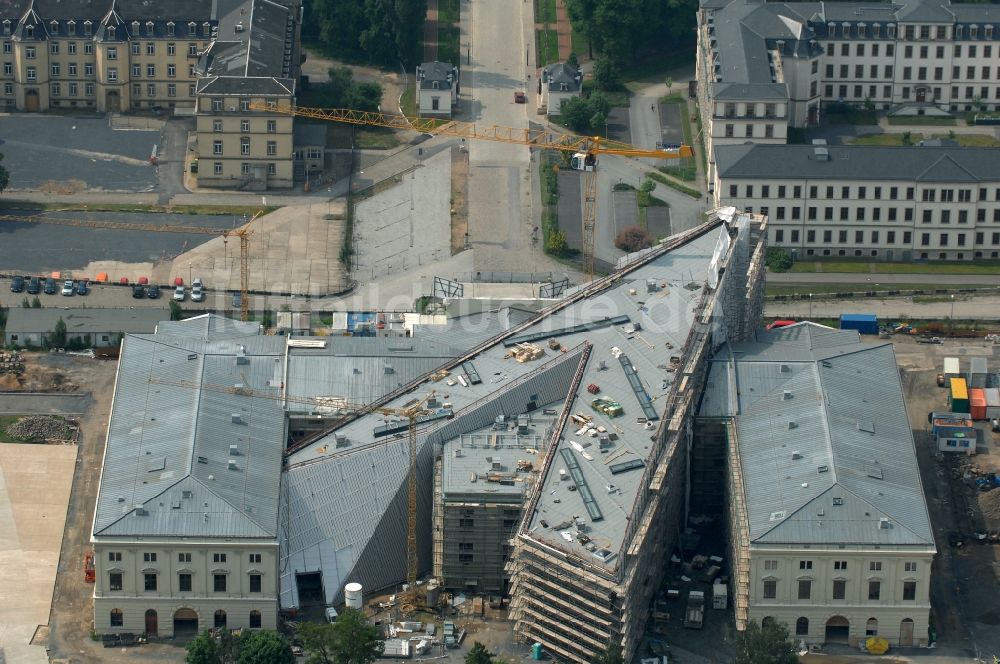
[987,25,994,39]
[956,25,963,39]
[887,23,896,38]
[166,21,175,37]
[188,21,196,36]
[202,22,210,37]
[2,20,9,36]
[50,20,58,34]
[131,20,139,34]
[873,23,880,38]
[84,20,92,36]
[67,20,76,35]
[432,80,440,89]
[858,23,865,38]
[971,25,978,39]
[827,22,835,36]
[25,25,34,39]
[146,21,154,36]
[560,82,568,91]
[106,26,115,40]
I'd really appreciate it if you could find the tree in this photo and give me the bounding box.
[21,296,30,308]
[237,630,294,664]
[465,642,496,664]
[560,96,593,132]
[590,644,624,664]
[614,225,654,252]
[567,52,579,67]
[31,296,41,308]
[901,131,914,147]
[591,110,607,136]
[735,620,799,664]
[545,228,568,256]
[46,317,67,349]
[169,299,182,321]
[664,76,673,94]
[765,247,793,273]
[298,608,383,664]
[593,56,622,91]
[0,153,9,193]
[185,630,222,664]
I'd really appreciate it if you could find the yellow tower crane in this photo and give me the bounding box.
[148,375,435,612]
[0,211,262,321]
[249,103,692,279]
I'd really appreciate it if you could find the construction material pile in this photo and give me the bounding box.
[505,343,544,363]
[6,415,73,442]
[979,487,1000,522]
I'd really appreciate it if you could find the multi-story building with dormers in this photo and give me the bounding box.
[697,0,1000,182]
[0,0,305,190]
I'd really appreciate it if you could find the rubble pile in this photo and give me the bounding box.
[6,415,72,442]
[979,488,1000,521]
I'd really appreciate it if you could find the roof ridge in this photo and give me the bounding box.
[94,474,192,535]
[919,153,979,181]
[187,475,272,533]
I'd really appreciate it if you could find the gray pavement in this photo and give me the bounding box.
[765,292,1000,320]
[556,169,583,252]
[768,270,1000,285]
[0,392,92,415]
[0,114,158,193]
[646,206,670,239]
[612,189,638,235]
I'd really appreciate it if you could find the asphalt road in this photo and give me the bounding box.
[768,271,1000,285]
[0,392,92,415]
[0,211,244,273]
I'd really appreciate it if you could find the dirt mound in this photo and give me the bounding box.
[5,415,72,442]
[978,487,1000,523]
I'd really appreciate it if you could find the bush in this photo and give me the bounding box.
[593,56,622,91]
[615,225,653,252]
[765,247,793,272]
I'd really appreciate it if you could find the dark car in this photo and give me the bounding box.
[147,284,161,299]
[27,277,40,294]
[43,277,57,294]
[131,284,146,298]
[948,531,964,547]
[10,275,24,292]
[76,280,89,295]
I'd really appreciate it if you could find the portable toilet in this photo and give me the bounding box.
[532,643,544,660]
[950,377,970,413]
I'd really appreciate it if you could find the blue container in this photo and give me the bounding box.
[532,643,543,660]
[839,313,878,335]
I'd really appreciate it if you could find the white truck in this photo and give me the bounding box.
[683,591,705,629]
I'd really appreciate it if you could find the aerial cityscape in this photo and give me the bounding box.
[0,0,999,663]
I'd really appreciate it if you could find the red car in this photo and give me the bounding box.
[514,91,526,103]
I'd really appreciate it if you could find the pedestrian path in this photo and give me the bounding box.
[423,0,439,62]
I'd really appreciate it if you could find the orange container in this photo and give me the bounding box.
[970,387,987,421]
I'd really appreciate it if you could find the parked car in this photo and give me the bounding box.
[76,280,89,295]
[10,275,24,292]
[43,277,57,294]
[61,280,75,296]
[27,277,40,294]
[514,91,526,103]
[173,285,186,301]
[191,277,204,302]
[146,284,160,299]
[132,284,146,298]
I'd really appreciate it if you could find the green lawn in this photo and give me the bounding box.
[535,0,556,24]
[439,0,460,25]
[823,103,877,126]
[646,170,700,198]
[400,86,417,117]
[438,25,460,69]
[658,96,696,178]
[0,416,29,444]
[788,259,1000,275]
[887,115,956,126]
[536,29,560,66]
[850,132,1000,147]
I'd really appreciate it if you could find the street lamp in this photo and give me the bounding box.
[808,293,813,319]
[950,294,955,333]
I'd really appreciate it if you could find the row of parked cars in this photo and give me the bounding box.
[10,275,88,296]
[131,278,205,301]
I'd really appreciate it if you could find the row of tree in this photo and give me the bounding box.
[305,0,426,68]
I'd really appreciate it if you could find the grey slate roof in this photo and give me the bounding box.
[4,307,167,335]
[715,143,1000,182]
[93,315,286,540]
[0,0,216,21]
[895,0,954,23]
[278,220,739,607]
[544,63,582,92]
[196,75,295,96]
[700,323,935,548]
[418,61,456,90]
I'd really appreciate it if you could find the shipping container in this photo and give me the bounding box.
[970,387,987,421]
[985,388,1000,419]
[944,357,961,380]
[839,313,878,335]
[950,377,970,414]
[969,357,989,388]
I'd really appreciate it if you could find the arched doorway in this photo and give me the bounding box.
[866,618,878,636]
[899,618,914,647]
[173,608,199,638]
[795,617,809,636]
[105,90,120,112]
[144,609,158,635]
[214,609,227,629]
[825,615,850,643]
[249,610,261,629]
[24,90,39,112]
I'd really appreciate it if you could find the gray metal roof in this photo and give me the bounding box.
[155,314,262,339]
[0,0,217,21]
[895,0,954,23]
[417,61,456,90]
[700,323,935,548]
[4,307,167,335]
[93,318,286,540]
[545,63,582,92]
[277,220,739,607]
[715,143,1000,182]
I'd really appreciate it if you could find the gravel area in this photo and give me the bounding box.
[6,415,73,441]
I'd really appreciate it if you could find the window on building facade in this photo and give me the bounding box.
[798,580,812,600]
[763,580,777,599]
[110,609,123,626]
[109,572,123,591]
[179,573,192,592]
[832,580,846,600]
[144,573,157,592]
[214,574,227,592]
[250,574,262,593]
[903,581,916,600]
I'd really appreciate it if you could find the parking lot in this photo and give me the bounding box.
[0,115,162,193]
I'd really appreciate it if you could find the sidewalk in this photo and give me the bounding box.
[423,0,439,61]
[768,271,1000,285]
